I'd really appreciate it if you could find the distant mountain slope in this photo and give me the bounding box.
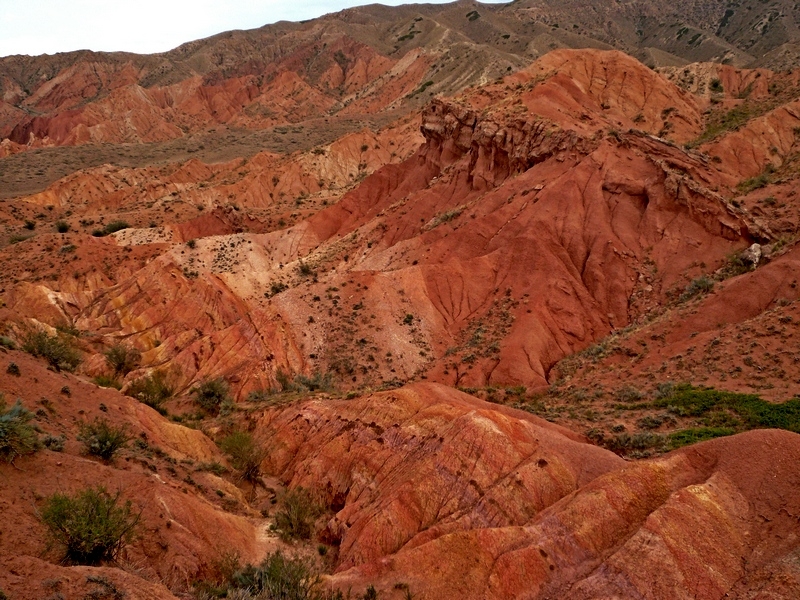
[2,0,800,156]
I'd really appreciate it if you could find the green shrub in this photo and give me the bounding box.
[40,486,139,565]
[192,378,230,413]
[196,461,228,475]
[294,372,333,392]
[274,487,324,541]
[655,384,800,432]
[93,375,121,389]
[594,431,667,456]
[718,253,752,279]
[667,427,735,449]
[55,221,70,233]
[361,587,379,600]
[679,275,714,302]
[275,368,294,392]
[22,328,81,370]
[103,221,130,235]
[21,327,82,372]
[615,386,643,403]
[230,551,322,600]
[0,336,16,350]
[0,398,39,463]
[127,371,173,412]
[42,434,66,452]
[104,344,141,376]
[78,418,131,461]
[91,221,131,237]
[220,431,265,483]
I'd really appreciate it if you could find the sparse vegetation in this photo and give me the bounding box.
[274,487,324,541]
[293,372,333,392]
[219,431,265,484]
[42,434,66,452]
[78,418,131,461]
[91,221,130,237]
[688,102,753,147]
[40,486,139,565]
[679,275,714,302]
[737,164,775,194]
[654,384,800,433]
[55,220,70,233]
[203,550,347,600]
[590,384,800,457]
[104,344,141,376]
[93,375,122,389]
[192,378,230,413]
[127,371,173,413]
[21,327,82,372]
[0,398,39,463]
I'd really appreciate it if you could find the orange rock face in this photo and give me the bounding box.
[251,383,800,599]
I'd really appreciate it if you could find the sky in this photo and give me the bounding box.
[0,0,507,58]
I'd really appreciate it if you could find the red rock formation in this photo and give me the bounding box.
[253,383,800,599]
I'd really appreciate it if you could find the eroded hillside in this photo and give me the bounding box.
[2,7,800,599]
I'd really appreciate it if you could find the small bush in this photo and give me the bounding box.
[186,239,197,249]
[192,378,230,413]
[294,372,333,392]
[274,487,324,541]
[679,275,714,302]
[93,375,121,389]
[6,362,20,376]
[40,486,139,565]
[718,253,753,279]
[78,418,131,461]
[55,221,70,233]
[42,434,66,452]
[230,551,322,600]
[220,431,265,483]
[91,221,131,238]
[103,221,130,235]
[21,328,82,372]
[0,398,39,463]
[297,261,314,276]
[196,461,228,475]
[615,386,643,403]
[275,368,294,392]
[104,344,141,376]
[362,587,379,600]
[0,336,16,350]
[127,371,173,412]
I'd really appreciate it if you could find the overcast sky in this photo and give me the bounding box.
[0,0,507,58]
